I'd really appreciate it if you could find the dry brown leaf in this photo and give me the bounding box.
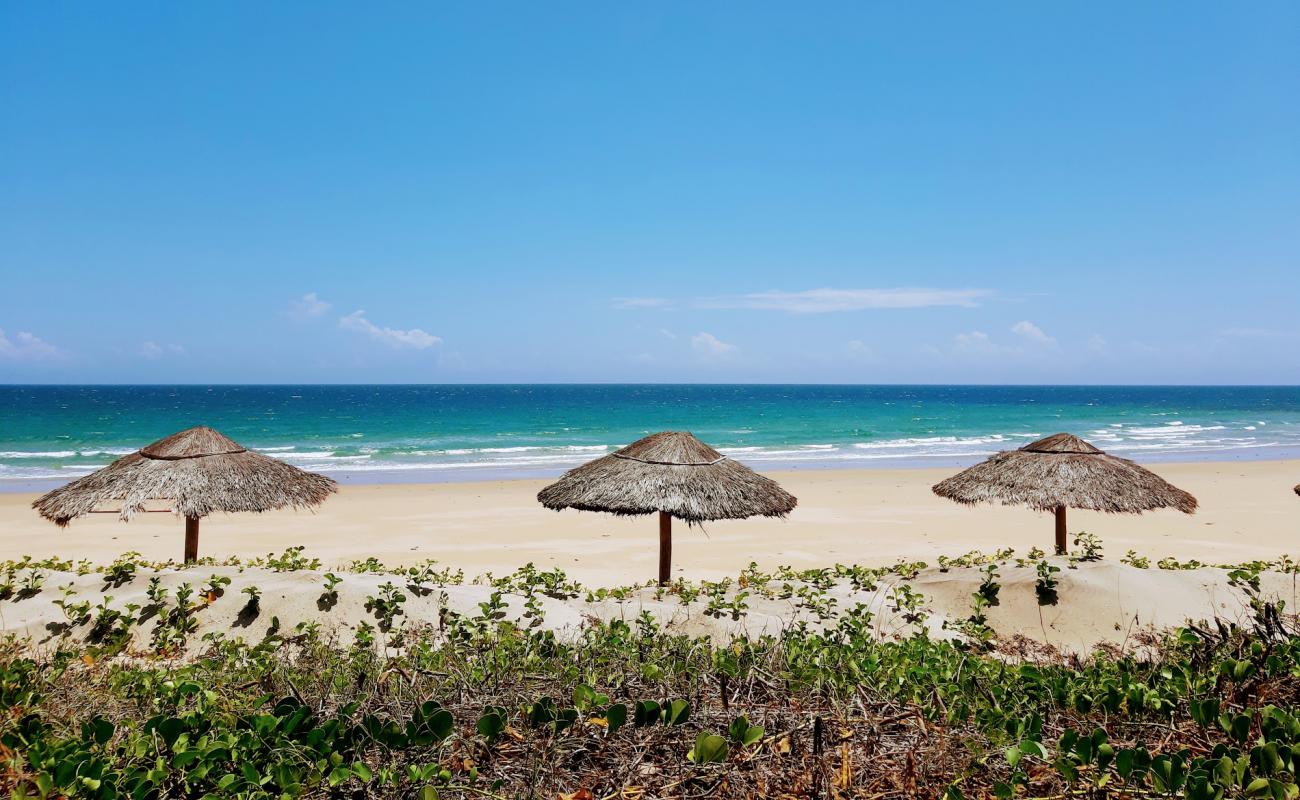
[835,743,852,789]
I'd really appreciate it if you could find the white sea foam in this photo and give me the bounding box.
[281,454,371,463]
[414,445,609,456]
[6,405,1300,486]
[0,450,78,458]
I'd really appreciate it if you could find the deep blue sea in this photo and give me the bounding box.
[2,385,1299,490]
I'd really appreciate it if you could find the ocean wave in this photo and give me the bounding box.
[280,453,372,463]
[850,434,1035,450]
[412,445,610,456]
[1125,423,1226,436]
[0,450,78,458]
[0,466,78,480]
[0,447,138,458]
[5,406,1300,486]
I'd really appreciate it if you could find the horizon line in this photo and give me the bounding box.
[3,382,1300,389]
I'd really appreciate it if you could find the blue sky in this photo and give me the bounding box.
[1,3,1297,384]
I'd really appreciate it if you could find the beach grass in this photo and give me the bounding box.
[3,546,1300,797]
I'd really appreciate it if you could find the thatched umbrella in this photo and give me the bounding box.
[932,432,1197,555]
[33,426,337,563]
[537,431,797,585]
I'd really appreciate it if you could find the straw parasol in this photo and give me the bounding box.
[32,426,337,562]
[537,431,797,585]
[931,432,1197,554]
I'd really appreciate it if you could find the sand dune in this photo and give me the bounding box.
[1,459,1297,656]
[2,558,1293,657]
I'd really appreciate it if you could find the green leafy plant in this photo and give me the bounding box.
[201,574,230,601]
[476,705,508,742]
[1072,531,1104,561]
[102,557,138,589]
[1035,561,1061,605]
[319,572,342,610]
[263,545,321,572]
[1121,550,1151,569]
[703,586,751,621]
[888,583,929,635]
[365,582,407,632]
[53,584,91,627]
[977,563,1001,605]
[727,715,764,748]
[688,731,729,764]
[16,567,45,599]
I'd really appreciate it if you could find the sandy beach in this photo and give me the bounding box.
[2,459,1296,584]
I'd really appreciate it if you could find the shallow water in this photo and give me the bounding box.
[2,384,1299,489]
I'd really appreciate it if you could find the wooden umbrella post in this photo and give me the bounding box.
[658,511,672,587]
[1054,506,1067,555]
[184,516,200,563]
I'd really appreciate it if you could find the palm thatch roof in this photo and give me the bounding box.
[932,433,1197,514]
[33,426,337,526]
[537,431,797,523]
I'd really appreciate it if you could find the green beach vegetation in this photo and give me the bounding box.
[2,546,1300,798]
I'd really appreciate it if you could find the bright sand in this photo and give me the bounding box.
[1,460,1296,584]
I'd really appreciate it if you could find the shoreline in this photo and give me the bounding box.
[4,445,1299,494]
[2,459,1297,586]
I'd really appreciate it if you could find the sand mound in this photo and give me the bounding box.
[2,557,1293,659]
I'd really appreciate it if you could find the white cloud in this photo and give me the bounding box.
[691,332,737,356]
[289,292,332,320]
[139,341,185,359]
[659,328,677,340]
[953,331,994,351]
[0,329,64,361]
[612,297,672,310]
[1011,320,1056,345]
[953,326,1058,359]
[698,287,992,313]
[339,311,441,350]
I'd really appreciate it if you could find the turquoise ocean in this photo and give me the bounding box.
[2,385,1299,490]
